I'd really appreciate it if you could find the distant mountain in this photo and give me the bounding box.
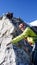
[29,20,37,34]
[30,20,37,26]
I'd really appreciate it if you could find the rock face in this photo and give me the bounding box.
[0,13,31,65]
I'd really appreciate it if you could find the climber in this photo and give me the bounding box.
[18,23,33,53]
[18,23,35,46]
[11,22,37,65]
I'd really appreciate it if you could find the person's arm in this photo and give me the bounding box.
[11,27,37,44]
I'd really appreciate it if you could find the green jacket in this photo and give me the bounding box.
[11,27,37,44]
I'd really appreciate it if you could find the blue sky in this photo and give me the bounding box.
[0,0,37,23]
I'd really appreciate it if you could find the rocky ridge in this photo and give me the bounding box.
[0,12,31,65]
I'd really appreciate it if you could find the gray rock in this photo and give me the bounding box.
[0,13,31,65]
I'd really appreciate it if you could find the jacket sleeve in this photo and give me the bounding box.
[11,27,37,44]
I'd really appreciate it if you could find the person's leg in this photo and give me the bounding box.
[32,41,37,65]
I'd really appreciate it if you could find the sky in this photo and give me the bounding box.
[0,0,37,23]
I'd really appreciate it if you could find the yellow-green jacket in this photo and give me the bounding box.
[11,27,37,45]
